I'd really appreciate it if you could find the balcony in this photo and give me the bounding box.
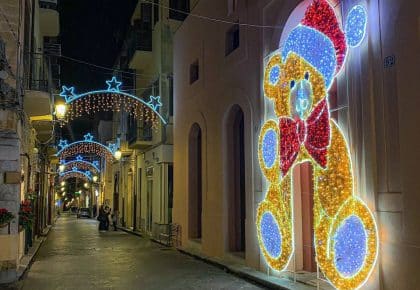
[23,54,55,142]
[127,23,153,71]
[39,0,59,37]
[127,123,153,150]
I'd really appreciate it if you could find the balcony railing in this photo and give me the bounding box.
[127,23,152,62]
[169,0,190,21]
[128,124,153,145]
[24,53,60,93]
[39,0,58,10]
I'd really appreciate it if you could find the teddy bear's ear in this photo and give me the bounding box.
[345,5,367,47]
[263,53,282,100]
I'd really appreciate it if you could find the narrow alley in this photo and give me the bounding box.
[19,214,262,290]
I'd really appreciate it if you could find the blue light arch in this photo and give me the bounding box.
[56,133,119,162]
[59,155,100,174]
[60,77,167,125]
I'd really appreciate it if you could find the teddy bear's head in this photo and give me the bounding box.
[264,52,327,120]
[263,0,367,120]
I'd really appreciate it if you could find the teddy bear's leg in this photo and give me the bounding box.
[256,120,294,270]
[312,121,378,289]
[256,180,293,271]
[314,120,353,218]
[314,197,378,290]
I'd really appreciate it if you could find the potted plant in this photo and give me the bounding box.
[19,200,34,231]
[0,208,14,228]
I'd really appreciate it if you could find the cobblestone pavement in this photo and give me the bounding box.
[18,214,263,290]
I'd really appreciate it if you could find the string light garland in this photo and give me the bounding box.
[59,78,166,128]
[58,168,92,183]
[59,155,100,174]
[56,133,119,162]
[257,2,376,290]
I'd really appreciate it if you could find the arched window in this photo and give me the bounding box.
[188,123,202,240]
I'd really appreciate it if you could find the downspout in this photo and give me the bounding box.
[20,153,31,193]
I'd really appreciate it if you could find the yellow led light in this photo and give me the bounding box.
[257,51,378,290]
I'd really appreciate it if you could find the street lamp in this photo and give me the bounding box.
[59,164,65,172]
[92,175,98,182]
[60,181,66,186]
[84,182,89,188]
[55,104,67,120]
[61,187,65,192]
[114,150,122,160]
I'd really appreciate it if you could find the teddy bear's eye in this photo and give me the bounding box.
[290,80,295,88]
[304,72,309,80]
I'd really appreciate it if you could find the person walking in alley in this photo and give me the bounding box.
[112,210,118,231]
[98,205,107,232]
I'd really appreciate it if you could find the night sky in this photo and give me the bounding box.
[58,0,137,138]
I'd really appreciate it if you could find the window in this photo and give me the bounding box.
[225,23,240,55]
[153,0,159,26]
[169,75,174,116]
[227,0,237,15]
[169,0,190,21]
[189,60,199,84]
[141,3,152,24]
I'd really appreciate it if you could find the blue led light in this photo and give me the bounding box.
[106,77,122,92]
[290,79,313,119]
[59,83,167,124]
[269,65,280,85]
[60,169,92,181]
[345,5,367,47]
[147,95,163,111]
[282,25,337,89]
[261,212,282,258]
[334,215,367,277]
[58,159,101,173]
[83,133,94,141]
[59,86,76,102]
[56,137,120,157]
[262,129,277,168]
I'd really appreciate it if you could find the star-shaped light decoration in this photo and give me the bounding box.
[83,133,94,142]
[92,161,99,167]
[108,138,120,154]
[58,139,68,150]
[106,77,122,92]
[76,155,84,161]
[72,167,78,172]
[85,171,92,178]
[59,86,76,103]
[147,95,162,111]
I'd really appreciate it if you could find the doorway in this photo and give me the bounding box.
[226,105,246,253]
[188,123,202,240]
[147,179,153,233]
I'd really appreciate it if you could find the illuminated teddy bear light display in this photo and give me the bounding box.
[257,1,377,289]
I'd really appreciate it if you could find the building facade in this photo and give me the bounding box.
[102,0,189,238]
[0,0,59,283]
[173,0,420,289]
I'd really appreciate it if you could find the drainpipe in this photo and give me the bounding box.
[20,153,31,193]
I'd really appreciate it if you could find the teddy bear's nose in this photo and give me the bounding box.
[291,79,313,119]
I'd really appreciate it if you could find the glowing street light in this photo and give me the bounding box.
[61,181,66,186]
[61,187,65,192]
[92,175,98,182]
[59,164,65,172]
[84,182,89,188]
[55,104,67,120]
[114,150,122,160]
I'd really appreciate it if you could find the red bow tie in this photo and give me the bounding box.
[279,98,330,176]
